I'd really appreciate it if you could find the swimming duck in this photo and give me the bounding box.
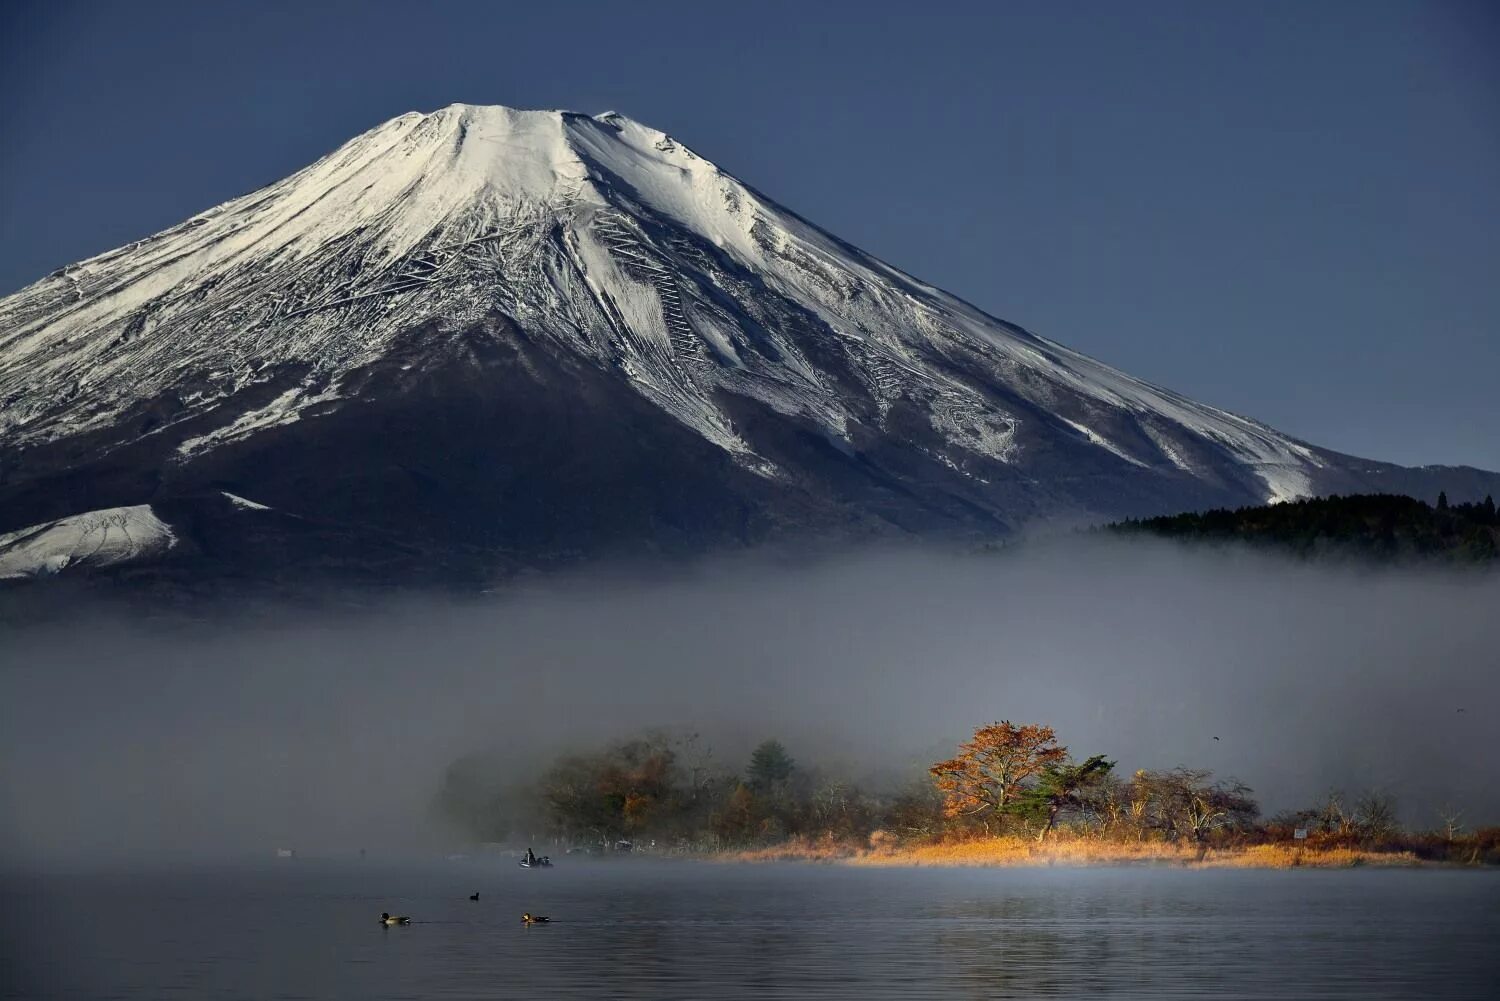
[380,912,411,926]
[469,893,480,901]
[521,912,550,924]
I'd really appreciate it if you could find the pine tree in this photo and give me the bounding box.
[1485,495,1496,523]
[746,740,795,795]
[1437,490,1449,512]
[1019,754,1116,841]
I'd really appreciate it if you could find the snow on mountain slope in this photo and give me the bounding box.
[0,105,1321,494]
[0,103,1491,587]
[0,505,175,579]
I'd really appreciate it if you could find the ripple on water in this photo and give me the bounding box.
[3,862,1497,999]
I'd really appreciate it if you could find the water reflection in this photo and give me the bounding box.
[3,862,1497,999]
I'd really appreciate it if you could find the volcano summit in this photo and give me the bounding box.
[1,104,1493,587]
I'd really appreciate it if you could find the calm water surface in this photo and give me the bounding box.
[3,859,1497,999]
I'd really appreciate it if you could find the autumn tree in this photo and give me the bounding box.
[710,784,762,845]
[541,734,680,843]
[930,721,1068,827]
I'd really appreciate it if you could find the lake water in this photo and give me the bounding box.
[3,858,1497,999]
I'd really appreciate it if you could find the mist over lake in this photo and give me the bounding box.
[3,539,1497,866]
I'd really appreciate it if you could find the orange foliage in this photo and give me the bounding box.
[929,721,1068,819]
[622,792,655,831]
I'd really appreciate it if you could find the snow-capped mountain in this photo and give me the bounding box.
[1,104,1493,587]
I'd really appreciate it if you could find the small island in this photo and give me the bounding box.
[436,719,1497,870]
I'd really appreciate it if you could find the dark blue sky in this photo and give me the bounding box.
[2,0,1495,468]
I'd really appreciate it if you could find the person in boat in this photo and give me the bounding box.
[525,848,537,866]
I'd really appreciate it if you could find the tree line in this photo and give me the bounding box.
[1108,492,1500,564]
[434,719,1497,861]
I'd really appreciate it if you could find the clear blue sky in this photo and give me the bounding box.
[2,0,1495,469]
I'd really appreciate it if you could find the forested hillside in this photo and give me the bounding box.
[1109,493,1498,564]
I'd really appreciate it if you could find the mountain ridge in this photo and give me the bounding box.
[2,103,1496,588]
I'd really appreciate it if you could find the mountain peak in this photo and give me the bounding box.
[3,103,1495,589]
[399,101,646,129]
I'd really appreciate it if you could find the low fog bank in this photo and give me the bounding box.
[2,537,1497,867]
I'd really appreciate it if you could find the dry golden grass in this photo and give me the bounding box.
[857,836,1184,867]
[718,833,1424,869]
[1212,844,1420,868]
[723,839,865,863]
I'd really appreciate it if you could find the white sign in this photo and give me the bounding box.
[1293,828,1308,840]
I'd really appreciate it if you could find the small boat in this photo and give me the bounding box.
[518,849,553,869]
